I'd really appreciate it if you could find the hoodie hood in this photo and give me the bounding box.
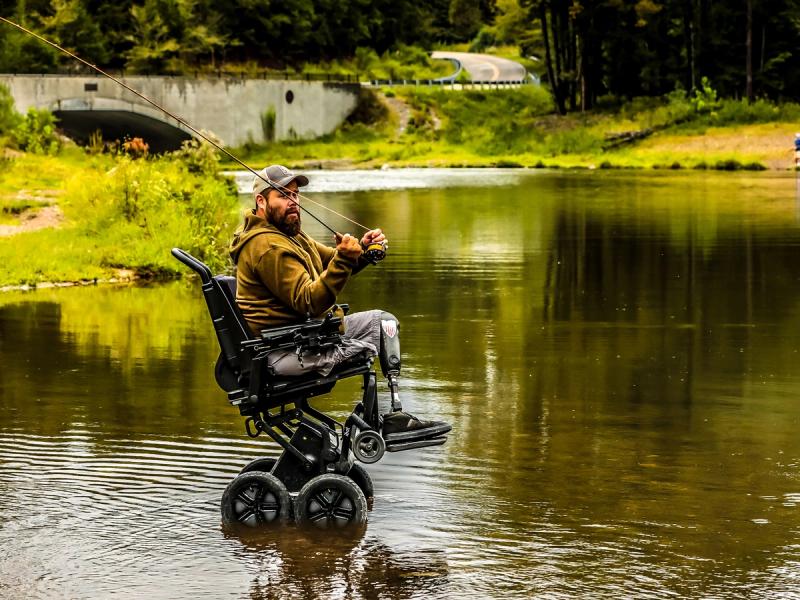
[229,210,282,264]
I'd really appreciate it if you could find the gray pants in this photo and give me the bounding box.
[267,310,381,377]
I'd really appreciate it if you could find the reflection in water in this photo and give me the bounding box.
[224,527,449,599]
[2,170,800,597]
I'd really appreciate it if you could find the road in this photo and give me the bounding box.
[430,51,528,82]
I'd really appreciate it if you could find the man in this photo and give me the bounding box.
[229,165,450,440]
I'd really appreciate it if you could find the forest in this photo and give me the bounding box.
[2,0,800,111]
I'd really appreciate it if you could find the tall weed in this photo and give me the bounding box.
[0,83,20,134]
[13,108,60,155]
[67,156,237,273]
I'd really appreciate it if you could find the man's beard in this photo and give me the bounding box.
[267,204,301,236]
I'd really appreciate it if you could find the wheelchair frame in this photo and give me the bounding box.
[173,248,447,527]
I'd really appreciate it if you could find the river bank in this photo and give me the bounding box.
[0,147,239,288]
[224,87,800,172]
[4,85,800,288]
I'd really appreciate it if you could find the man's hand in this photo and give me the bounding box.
[335,233,363,261]
[360,228,387,249]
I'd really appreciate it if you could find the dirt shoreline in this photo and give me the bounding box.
[0,271,183,294]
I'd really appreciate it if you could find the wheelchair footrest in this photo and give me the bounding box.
[385,436,447,453]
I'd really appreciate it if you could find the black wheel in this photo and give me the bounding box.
[352,430,385,464]
[347,463,374,500]
[239,457,277,475]
[295,474,368,529]
[221,471,291,527]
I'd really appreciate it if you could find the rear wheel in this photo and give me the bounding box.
[294,474,367,528]
[221,471,291,527]
[239,457,277,475]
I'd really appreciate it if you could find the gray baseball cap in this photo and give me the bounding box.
[252,164,309,199]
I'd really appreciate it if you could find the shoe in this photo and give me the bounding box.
[382,411,452,442]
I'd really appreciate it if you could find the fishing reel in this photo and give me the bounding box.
[364,240,387,264]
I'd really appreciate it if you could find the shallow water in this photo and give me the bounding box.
[2,169,800,598]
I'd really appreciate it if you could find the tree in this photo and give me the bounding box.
[449,0,483,40]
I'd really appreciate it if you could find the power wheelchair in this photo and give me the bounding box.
[172,248,448,529]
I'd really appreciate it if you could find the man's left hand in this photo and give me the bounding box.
[360,228,387,249]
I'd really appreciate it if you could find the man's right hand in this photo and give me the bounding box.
[335,233,363,261]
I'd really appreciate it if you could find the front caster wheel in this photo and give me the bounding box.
[295,474,367,528]
[221,471,291,527]
[352,430,385,464]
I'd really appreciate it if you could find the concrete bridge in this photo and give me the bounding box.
[0,75,360,152]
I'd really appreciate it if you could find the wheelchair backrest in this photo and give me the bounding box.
[203,275,252,375]
[171,248,252,377]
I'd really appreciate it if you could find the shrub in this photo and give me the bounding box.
[691,77,720,113]
[171,135,221,176]
[346,87,389,127]
[0,83,21,135]
[714,159,742,171]
[13,108,61,155]
[469,26,496,52]
[495,159,522,168]
[122,137,149,158]
[354,47,379,77]
[68,156,238,272]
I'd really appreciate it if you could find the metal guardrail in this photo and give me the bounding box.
[368,79,531,88]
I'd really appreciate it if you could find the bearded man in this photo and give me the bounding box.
[229,165,450,441]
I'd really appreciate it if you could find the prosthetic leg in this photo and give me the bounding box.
[378,312,403,413]
[378,312,452,443]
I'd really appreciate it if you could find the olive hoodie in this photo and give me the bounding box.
[229,210,363,335]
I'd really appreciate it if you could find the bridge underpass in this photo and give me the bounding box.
[53,109,192,153]
[1,75,361,151]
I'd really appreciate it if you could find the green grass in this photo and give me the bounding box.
[223,88,800,172]
[0,150,239,287]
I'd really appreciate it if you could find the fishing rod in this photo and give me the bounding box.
[0,15,387,260]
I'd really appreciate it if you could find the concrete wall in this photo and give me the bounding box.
[0,75,360,146]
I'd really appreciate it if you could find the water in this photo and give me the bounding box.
[2,169,800,598]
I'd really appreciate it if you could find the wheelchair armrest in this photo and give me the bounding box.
[241,311,345,357]
[339,303,350,315]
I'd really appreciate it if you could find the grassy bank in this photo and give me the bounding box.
[0,146,239,287]
[226,86,800,171]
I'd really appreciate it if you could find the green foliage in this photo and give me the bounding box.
[0,84,21,135]
[66,155,236,274]
[170,136,221,176]
[0,150,237,285]
[449,0,482,40]
[37,0,109,65]
[544,128,603,156]
[433,86,554,152]
[346,88,390,127]
[13,108,61,155]
[260,107,276,143]
[86,129,104,155]
[354,47,380,77]
[469,27,496,52]
[691,77,720,114]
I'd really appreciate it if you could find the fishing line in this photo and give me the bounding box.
[0,15,374,238]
